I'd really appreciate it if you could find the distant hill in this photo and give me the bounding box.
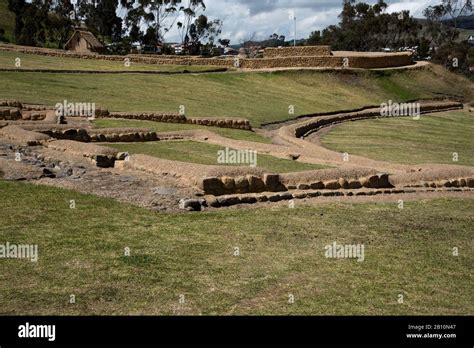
[415,14,474,42]
[446,14,474,29]
[0,0,15,42]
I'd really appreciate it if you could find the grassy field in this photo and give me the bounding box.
[0,181,472,315]
[106,141,327,173]
[0,0,14,42]
[0,50,223,72]
[1,63,473,126]
[93,119,272,144]
[321,110,474,166]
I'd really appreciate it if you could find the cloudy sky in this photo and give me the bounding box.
[164,0,441,44]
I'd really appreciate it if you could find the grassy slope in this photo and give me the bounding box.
[0,51,221,72]
[93,119,271,144]
[106,141,327,173]
[1,64,473,126]
[0,0,14,42]
[0,181,472,315]
[321,111,474,166]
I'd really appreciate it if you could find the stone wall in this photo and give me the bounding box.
[264,46,332,58]
[289,101,464,139]
[0,44,414,70]
[0,100,253,131]
[0,107,21,120]
[199,173,394,196]
[101,112,252,130]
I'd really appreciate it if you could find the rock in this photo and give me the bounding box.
[348,180,362,189]
[256,195,268,202]
[467,178,474,188]
[458,178,467,187]
[221,176,236,190]
[247,175,265,192]
[268,194,282,202]
[368,175,380,188]
[200,177,225,195]
[440,180,452,188]
[294,193,308,199]
[279,192,293,200]
[360,177,370,188]
[116,152,129,161]
[208,198,220,208]
[241,196,257,204]
[179,199,204,211]
[264,174,280,192]
[338,178,349,189]
[288,153,301,160]
[235,176,249,193]
[377,174,392,188]
[450,179,460,188]
[323,192,336,197]
[310,181,324,190]
[287,185,297,190]
[297,184,310,190]
[324,180,341,190]
[308,191,321,198]
[217,196,241,207]
[41,168,55,178]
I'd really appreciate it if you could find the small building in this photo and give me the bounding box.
[64,30,106,54]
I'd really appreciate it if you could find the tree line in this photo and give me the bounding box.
[307,0,473,75]
[4,0,226,55]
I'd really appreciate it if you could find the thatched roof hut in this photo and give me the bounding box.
[64,30,106,54]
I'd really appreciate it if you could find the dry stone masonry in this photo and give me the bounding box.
[0,43,414,70]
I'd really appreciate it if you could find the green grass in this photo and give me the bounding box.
[0,0,14,42]
[93,118,272,144]
[0,180,472,315]
[106,141,327,173]
[1,63,472,126]
[0,50,222,72]
[321,111,474,166]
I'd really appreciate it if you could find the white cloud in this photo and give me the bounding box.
[163,0,441,44]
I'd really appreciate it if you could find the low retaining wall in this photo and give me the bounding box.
[287,101,464,139]
[264,46,332,58]
[0,44,414,70]
[198,173,394,196]
[101,112,252,130]
[32,126,159,143]
[0,100,253,131]
[0,107,21,120]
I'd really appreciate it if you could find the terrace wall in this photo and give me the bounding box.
[0,44,414,69]
[264,46,332,58]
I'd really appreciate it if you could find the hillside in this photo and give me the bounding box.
[0,0,15,42]
[0,59,472,126]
